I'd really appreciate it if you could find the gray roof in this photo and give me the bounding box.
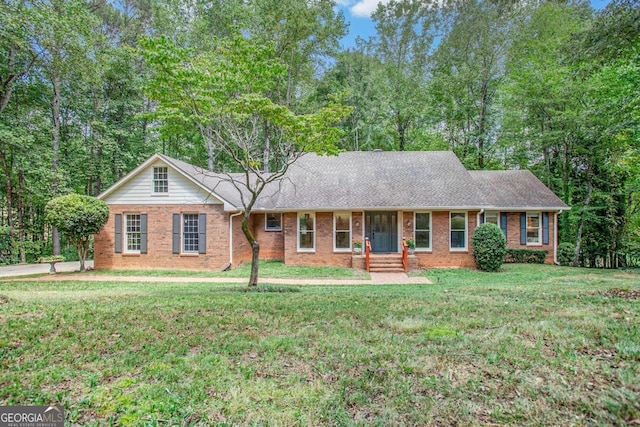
[470,170,568,210]
[158,151,569,211]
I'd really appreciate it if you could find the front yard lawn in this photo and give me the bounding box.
[1,265,638,425]
[86,259,370,280]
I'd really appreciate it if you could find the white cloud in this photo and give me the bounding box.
[349,0,391,17]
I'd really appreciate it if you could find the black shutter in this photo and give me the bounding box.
[500,212,508,239]
[198,213,206,254]
[542,212,549,245]
[140,214,148,254]
[479,212,485,224]
[172,214,180,254]
[520,212,526,245]
[114,214,122,253]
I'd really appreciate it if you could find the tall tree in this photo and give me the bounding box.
[370,0,440,151]
[430,0,509,169]
[32,0,100,254]
[140,35,350,286]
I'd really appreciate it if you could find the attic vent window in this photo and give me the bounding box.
[153,167,168,193]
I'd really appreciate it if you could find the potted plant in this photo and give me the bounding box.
[405,238,416,255]
[353,240,362,254]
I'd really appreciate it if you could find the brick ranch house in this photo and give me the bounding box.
[94,151,569,271]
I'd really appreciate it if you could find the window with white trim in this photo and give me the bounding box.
[484,211,499,225]
[298,212,315,251]
[526,212,541,245]
[265,213,282,231]
[450,212,467,250]
[183,213,199,253]
[125,213,141,253]
[153,166,168,193]
[414,212,431,250]
[334,212,351,251]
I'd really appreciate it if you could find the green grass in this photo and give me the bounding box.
[1,264,639,425]
[87,259,370,280]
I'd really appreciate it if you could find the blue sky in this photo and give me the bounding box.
[337,0,613,49]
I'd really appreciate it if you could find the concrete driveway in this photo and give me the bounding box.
[0,260,94,277]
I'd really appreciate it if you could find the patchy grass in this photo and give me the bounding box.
[0,264,638,425]
[87,259,370,280]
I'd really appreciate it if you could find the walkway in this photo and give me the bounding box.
[0,261,431,285]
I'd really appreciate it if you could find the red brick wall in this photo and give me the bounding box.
[283,212,353,268]
[251,213,285,260]
[400,210,556,268]
[95,204,233,271]
[95,207,556,271]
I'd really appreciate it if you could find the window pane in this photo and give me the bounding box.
[416,213,430,230]
[336,231,350,249]
[299,232,314,249]
[451,212,465,230]
[153,167,168,193]
[183,214,199,252]
[335,213,349,231]
[416,230,430,248]
[527,213,540,244]
[485,212,498,225]
[451,230,466,248]
[266,213,281,230]
[300,214,314,231]
[125,214,141,252]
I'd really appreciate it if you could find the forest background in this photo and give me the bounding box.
[1,0,638,268]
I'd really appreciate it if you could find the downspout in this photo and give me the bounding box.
[225,211,243,270]
[553,210,563,265]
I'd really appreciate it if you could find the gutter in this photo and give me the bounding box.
[553,210,564,265]
[228,211,243,268]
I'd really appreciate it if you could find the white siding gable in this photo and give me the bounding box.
[103,161,223,205]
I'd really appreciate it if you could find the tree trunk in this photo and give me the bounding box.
[241,215,260,287]
[263,120,270,173]
[573,179,593,267]
[17,169,25,263]
[0,150,15,259]
[78,238,88,272]
[51,72,61,255]
[205,123,215,171]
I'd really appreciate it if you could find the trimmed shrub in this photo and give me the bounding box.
[471,223,506,272]
[45,194,109,272]
[558,242,576,266]
[504,248,548,264]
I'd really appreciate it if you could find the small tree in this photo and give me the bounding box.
[471,223,506,272]
[140,35,351,287]
[45,194,109,272]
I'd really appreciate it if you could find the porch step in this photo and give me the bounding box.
[368,255,405,273]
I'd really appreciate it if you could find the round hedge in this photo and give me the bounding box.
[471,223,507,272]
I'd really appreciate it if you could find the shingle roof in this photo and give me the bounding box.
[271,151,485,209]
[470,170,568,210]
[149,151,569,212]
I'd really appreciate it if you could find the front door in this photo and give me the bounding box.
[365,211,398,253]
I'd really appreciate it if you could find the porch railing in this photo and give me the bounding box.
[401,238,409,273]
[365,237,372,272]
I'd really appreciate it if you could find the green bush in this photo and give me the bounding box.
[45,194,109,272]
[471,223,506,272]
[505,248,548,264]
[558,242,575,266]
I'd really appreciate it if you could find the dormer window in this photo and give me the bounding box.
[153,167,168,193]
